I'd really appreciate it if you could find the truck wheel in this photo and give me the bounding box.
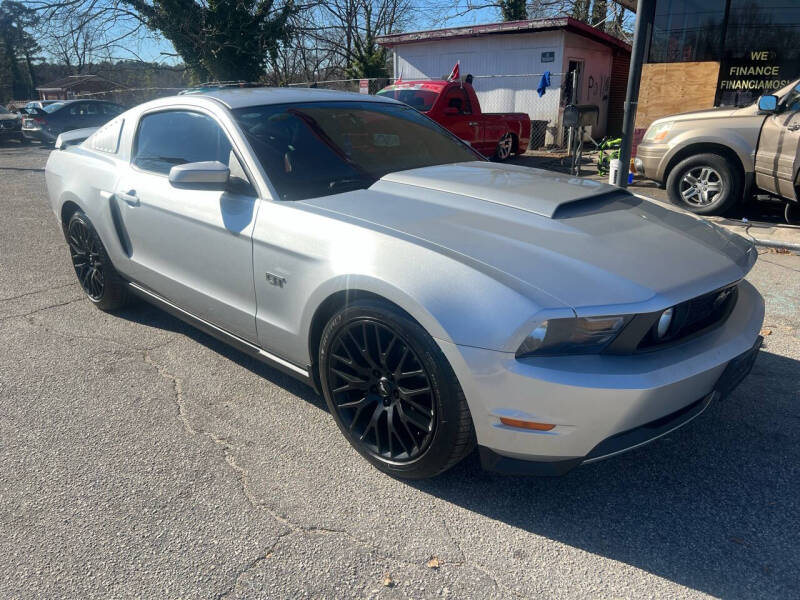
[494,133,514,161]
[666,153,742,215]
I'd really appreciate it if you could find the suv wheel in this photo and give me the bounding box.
[319,298,476,479]
[667,153,742,215]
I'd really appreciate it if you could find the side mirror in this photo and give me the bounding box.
[168,161,230,188]
[757,94,779,113]
[443,107,459,116]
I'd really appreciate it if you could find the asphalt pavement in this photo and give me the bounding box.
[1,142,799,599]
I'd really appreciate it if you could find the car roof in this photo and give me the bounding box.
[198,86,399,109]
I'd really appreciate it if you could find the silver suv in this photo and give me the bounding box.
[635,79,800,218]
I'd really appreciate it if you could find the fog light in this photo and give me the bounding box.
[656,308,674,338]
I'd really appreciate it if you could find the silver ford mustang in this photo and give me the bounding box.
[45,88,764,479]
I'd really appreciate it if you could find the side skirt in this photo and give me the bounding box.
[127,282,316,390]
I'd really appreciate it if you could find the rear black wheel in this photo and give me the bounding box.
[66,210,133,311]
[319,299,475,479]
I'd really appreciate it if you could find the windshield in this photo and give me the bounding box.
[233,101,480,201]
[375,88,438,112]
[43,102,65,113]
[0,105,9,114]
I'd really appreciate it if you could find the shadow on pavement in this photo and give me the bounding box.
[411,349,799,599]
[116,300,798,598]
[116,302,327,412]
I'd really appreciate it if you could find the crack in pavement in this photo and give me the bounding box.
[0,281,77,303]
[141,348,502,599]
[436,507,520,599]
[0,296,85,323]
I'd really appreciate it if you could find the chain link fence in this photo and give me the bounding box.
[50,72,572,153]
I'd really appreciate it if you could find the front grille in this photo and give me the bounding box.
[638,283,739,350]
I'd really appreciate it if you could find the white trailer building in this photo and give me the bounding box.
[377,17,630,147]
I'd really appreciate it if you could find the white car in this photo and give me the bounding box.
[45,88,764,478]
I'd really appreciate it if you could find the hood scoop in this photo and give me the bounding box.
[379,161,623,218]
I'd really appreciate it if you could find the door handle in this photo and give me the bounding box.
[468,121,479,127]
[117,190,139,206]
[788,124,800,132]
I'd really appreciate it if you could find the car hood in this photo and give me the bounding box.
[654,103,761,125]
[303,162,756,314]
[0,114,19,122]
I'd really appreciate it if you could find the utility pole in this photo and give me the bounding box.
[616,0,657,188]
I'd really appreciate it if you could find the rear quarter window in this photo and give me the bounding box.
[87,117,124,154]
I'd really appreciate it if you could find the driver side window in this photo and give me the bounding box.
[133,110,255,194]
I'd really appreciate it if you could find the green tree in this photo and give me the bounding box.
[591,0,608,30]
[500,0,527,21]
[345,30,388,79]
[124,0,296,81]
[572,0,590,21]
[0,1,39,99]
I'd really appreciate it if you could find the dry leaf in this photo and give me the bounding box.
[729,536,745,545]
[760,328,772,336]
[426,556,441,569]
[382,573,394,587]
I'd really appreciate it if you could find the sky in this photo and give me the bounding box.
[107,2,507,65]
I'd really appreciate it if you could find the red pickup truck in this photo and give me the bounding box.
[377,80,531,160]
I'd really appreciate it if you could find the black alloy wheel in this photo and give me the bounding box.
[65,210,133,311]
[326,319,436,462]
[68,215,106,301]
[319,299,476,479]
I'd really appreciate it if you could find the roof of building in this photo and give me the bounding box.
[376,17,630,52]
[36,74,126,92]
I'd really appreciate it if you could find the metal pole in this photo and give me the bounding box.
[566,69,579,159]
[616,0,657,188]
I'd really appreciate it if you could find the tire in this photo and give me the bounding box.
[66,210,134,311]
[494,133,514,161]
[786,201,800,225]
[666,153,742,215]
[318,298,476,479]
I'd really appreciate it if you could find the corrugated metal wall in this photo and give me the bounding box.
[392,31,567,147]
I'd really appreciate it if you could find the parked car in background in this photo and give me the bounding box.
[0,104,25,144]
[22,99,125,145]
[22,100,61,112]
[635,78,800,219]
[377,79,531,160]
[45,88,763,479]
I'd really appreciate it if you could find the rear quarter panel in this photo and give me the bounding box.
[45,146,122,253]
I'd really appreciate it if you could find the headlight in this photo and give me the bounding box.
[516,315,631,358]
[643,121,674,143]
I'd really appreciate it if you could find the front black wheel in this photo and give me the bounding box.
[66,210,133,311]
[319,299,475,479]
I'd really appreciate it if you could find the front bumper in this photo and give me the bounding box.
[634,142,669,182]
[0,126,23,140]
[22,128,57,143]
[437,279,764,475]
